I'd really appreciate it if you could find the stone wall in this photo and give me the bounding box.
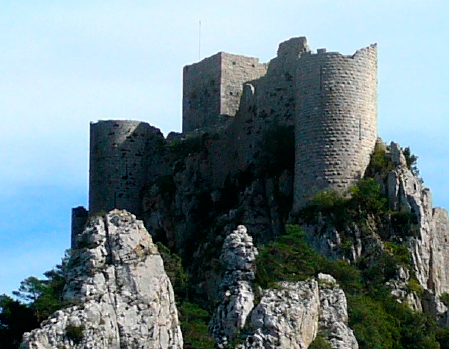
[249,36,310,123]
[220,53,267,117]
[71,206,88,248]
[89,120,164,216]
[182,52,266,133]
[87,37,378,219]
[182,53,222,133]
[293,44,378,208]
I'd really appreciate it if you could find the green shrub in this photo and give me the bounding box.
[436,326,449,349]
[65,324,84,344]
[348,295,400,349]
[349,178,387,216]
[255,226,325,288]
[389,210,417,237]
[440,292,449,307]
[384,241,412,268]
[403,146,420,177]
[156,242,189,298]
[179,302,215,349]
[365,142,394,178]
[254,224,444,349]
[298,190,349,226]
[407,278,424,297]
[309,334,332,349]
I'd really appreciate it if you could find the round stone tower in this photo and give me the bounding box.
[89,120,155,216]
[293,44,378,209]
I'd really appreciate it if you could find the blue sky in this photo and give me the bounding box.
[1,0,448,296]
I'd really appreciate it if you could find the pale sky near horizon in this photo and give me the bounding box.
[1,0,448,296]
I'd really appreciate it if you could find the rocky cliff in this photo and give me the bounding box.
[21,210,183,349]
[302,141,449,322]
[210,226,358,349]
[18,140,449,349]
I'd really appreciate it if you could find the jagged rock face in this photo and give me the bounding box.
[239,277,357,349]
[211,226,357,349]
[21,210,183,349]
[243,280,320,349]
[386,143,449,316]
[318,274,358,349]
[210,225,259,347]
[302,142,449,319]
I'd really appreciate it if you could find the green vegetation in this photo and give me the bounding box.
[440,292,449,307]
[156,242,189,298]
[0,295,38,349]
[407,278,424,297]
[365,141,421,181]
[65,324,84,343]
[403,146,420,177]
[13,263,66,323]
[0,257,68,349]
[178,302,215,349]
[299,178,416,241]
[365,142,394,178]
[308,333,332,349]
[255,225,445,349]
[298,178,387,231]
[157,243,215,348]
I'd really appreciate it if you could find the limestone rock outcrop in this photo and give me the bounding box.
[317,274,358,349]
[211,225,357,349]
[386,142,449,318]
[239,276,358,349]
[21,210,183,349]
[210,225,259,347]
[301,141,449,320]
[241,280,320,349]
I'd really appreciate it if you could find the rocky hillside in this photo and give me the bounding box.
[12,139,449,349]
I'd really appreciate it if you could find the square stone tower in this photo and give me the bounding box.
[182,52,267,133]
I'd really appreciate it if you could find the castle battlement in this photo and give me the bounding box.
[86,36,377,220]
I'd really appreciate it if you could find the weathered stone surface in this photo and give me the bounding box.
[21,210,183,349]
[318,274,358,349]
[210,225,259,347]
[386,143,449,313]
[210,226,358,349]
[238,276,358,349]
[242,280,320,349]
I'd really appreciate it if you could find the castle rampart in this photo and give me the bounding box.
[86,36,378,220]
[293,44,377,208]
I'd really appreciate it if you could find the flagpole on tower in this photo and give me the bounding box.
[199,20,201,61]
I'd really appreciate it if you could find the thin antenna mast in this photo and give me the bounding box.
[199,20,201,61]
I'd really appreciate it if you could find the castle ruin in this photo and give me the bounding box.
[85,36,377,224]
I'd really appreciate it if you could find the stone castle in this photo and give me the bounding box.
[82,36,377,230]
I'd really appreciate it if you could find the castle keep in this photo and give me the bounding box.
[86,36,377,221]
